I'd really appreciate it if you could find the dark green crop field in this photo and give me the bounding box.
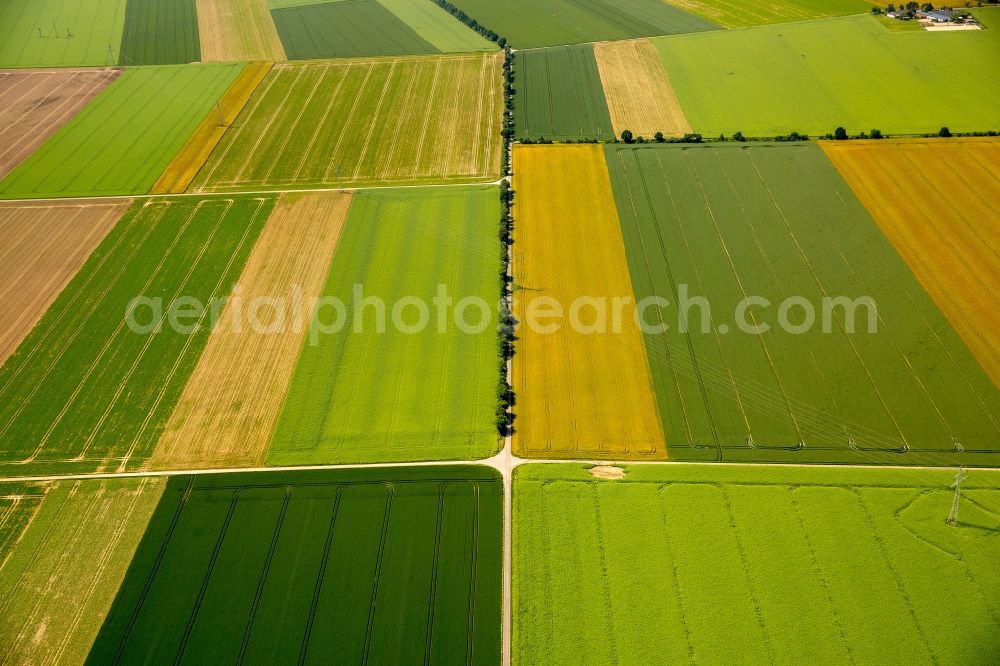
[0,196,272,476]
[445,0,718,49]
[271,0,438,60]
[89,466,502,664]
[604,143,1000,466]
[118,0,200,65]
[514,45,613,142]
[514,463,1000,665]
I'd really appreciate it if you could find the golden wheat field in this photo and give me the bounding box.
[511,144,666,460]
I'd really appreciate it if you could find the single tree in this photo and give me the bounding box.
[870,129,883,139]
[834,126,849,140]
[654,132,666,143]
[939,126,952,137]
[621,129,635,144]
[733,131,746,142]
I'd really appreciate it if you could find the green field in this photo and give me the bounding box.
[0,0,127,68]
[89,466,502,663]
[0,196,272,476]
[515,45,614,141]
[377,0,496,52]
[653,15,1000,136]
[0,64,244,199]
[514,463,1000,665]
[271,0,439,59]
[118,0,200,65]
[444,0,719,49]
[190,55,502,192]
[267,187,501,465]
[1,478,164,664]
[604,143,1000,465]
[663,0,873,28]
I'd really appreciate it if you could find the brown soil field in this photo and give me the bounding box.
[511,145,666,460]
[151,62,273,194]
[0,201,129,366]
[197,0,286,62]
[150,191,353,469]
[593,39,691,138]
[0,68,120,181]
[823,138,1000,387]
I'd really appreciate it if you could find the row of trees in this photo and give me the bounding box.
[431,0,508,47]
[496,47,516,437]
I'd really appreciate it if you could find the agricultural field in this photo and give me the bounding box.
[653,15,1000,137]
[0,68,120,181]
[593,38,691,138]
[151,61,272,194]
[444,0,718,49]
[267,187,501,465]
[513,464,1000,665]
[663,0,874,28]
[90,467,502,664]
[376,0,496,52]
[270,0,494,59]
[0,200,128,366]
[0,477,164,665]
[514,45,614,142]
[512,145,666,460]
[0,196,272,477]
[190,54,502,192]
[0,0,127,68]
[604,142,1000,465]
[271,0,438,59]
[197,0,286,62]
[0,64,244,199]
[823,138,1000,388]
[152,192,353,470]
[118,0,200,65]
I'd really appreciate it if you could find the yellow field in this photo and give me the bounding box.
[151,192,353,469]
[594,39,692,138]
[823,138,1000,387]
[196,0,286,62]
[150,62,273,195]
[511,144,666,460]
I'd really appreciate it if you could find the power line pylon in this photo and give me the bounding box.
[946,467,968,526]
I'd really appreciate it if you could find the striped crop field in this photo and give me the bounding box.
[118,0,200,65]
[152,192,353,470]
[604,142,1000,466]
[514,463,1000,665]
[267,187,502,465]
[0,477,165,664]
[514,45,614,142]
[822,138,1000,388]
[0,68,121,181]
[0,64,244,199]
[0,196,272,477]
[512,145,666,460]
[0,200,128,366]
[190,53,502,192]
[151,62,272,195]
[197,0,286,61]
[0,0,128,68]
[89,467,502,663]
